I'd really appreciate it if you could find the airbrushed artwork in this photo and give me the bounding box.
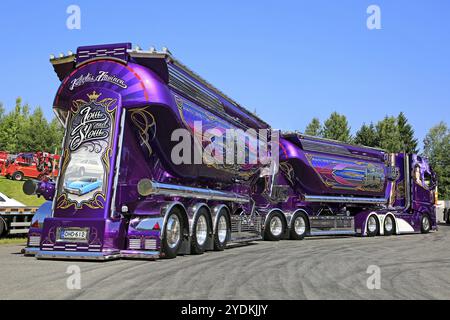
[57,90,117,207]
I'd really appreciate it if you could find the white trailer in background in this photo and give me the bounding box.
[437,200,450,224]
[0,192,38,237]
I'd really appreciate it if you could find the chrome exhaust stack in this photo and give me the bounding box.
[137,179,250,203]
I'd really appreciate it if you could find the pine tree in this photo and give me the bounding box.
[354,122,378,147]
[322,112,351,142]
[305,118,322,137]
[397,112,418,153]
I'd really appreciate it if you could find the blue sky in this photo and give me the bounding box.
[0,0,449,149]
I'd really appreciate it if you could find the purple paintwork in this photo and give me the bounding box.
[24,43,437,261]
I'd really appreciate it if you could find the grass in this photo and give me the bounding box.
[0,176,46,207]
[0,237,27,245]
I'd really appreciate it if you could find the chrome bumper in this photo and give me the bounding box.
[23,247,40,256]
[35,250,121,261]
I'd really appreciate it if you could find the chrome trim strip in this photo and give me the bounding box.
[137,179,249,203]
[120,250,160,260]
[304,195,387,205]
[111,109,127,217]
[405,154,411,211]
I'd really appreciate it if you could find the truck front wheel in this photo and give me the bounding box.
[264,211,286,241]
[421,214,431,234]
[161,208,184,259]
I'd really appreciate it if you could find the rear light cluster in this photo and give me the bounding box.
[28,236,41,247]
[128,237,157,250]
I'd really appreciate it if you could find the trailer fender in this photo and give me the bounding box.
[378,212,398,235]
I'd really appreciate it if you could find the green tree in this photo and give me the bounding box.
[322,112,351,142]
[423,122,450,199]
[0,98,25,153]
[397,112,418,153]
[375,116,402,153]
[354,122,378,147]
[47,117,65,153]
[305,118,322,137]
[23,106,49,152]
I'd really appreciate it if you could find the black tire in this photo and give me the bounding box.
[12,171,24,181]
[0,218,5,237]
[190,207,211,255]
[213,208,230,251]
[264,211,286,241]
[289,211,309,240]
[383,215,395,236]
[445,209,450,224]
[421,214,431,234]
[161,207,184,259]
[366,215,379,237]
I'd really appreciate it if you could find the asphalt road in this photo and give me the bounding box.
[1,224,450,300]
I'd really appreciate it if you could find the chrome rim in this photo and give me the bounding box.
[423,217,430,231]
[166,214,181,249]
[385,216,393,232]
[270,216,283,237]
[196,215,208,246]
[368,216,377,233]
[294,215,306,235]
[217,215,228,243]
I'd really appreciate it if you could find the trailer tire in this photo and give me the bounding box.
[0,218,5,237]
[421,214,431,234]
[289,211,309,240]
[213,208,230,251]
[264,211,286,241]
[161,207,184,259]
[12,171,24,181]
[191,207,211,255]
[383,215,395,236]
[366,215,379,237]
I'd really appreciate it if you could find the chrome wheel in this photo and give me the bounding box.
[368,216,377,233]
[217,215,227,243]
[294,216,306,236]
[385,216,393,232]
[196,215,208,246]
[166,214,181,249]
[422,216,430,231]
[270,216,283,237]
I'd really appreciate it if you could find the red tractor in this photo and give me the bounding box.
[1,152,60,181]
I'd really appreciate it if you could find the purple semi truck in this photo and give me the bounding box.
[22,43,437,261]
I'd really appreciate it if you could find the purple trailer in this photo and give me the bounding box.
[23,43,437,261]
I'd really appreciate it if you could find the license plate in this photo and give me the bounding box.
[58,228,89,242]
